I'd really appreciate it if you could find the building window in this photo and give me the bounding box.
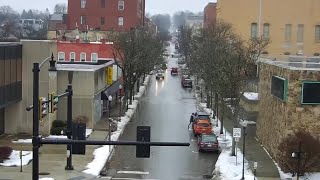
[118,17,124,26]
[251,23,257,38]
[91,53,98,62]
[58,52,65,61]
[263,23,270,38]
[297,24,304,42]
[81,0,86,8]
[285,24,292,42]
[315,25,320,42]
[80,15,86,25]
[80,52,86,62]
[118,0,124,11]
[101,17,105,25]
[70,52,75,62]
[101,0,106,8]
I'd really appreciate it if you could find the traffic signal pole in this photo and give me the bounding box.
[32,63,40,180]
[65,84,74,170]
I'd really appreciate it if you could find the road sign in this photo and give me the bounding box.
[233,128,241,138]
[235,137,240,142]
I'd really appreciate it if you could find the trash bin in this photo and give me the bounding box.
[72,123,86,155]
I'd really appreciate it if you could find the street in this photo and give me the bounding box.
[105,45,219,180]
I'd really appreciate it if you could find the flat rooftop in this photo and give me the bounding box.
[56,59,114,72]
[259,56,320,71]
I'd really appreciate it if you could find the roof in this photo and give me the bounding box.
[56,60,114,72]
[50,13,64,21]
[197,111,210,116]
[259,57,320,71]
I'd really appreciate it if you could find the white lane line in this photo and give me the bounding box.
[191,151,199,153]
[111,178,157,180]
[191,139,197,142]
[116,170,150,175]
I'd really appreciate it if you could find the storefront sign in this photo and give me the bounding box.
[106,66,113,85]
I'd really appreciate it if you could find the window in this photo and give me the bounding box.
[91,53,98,62]
[118,0,124,11]
[81,0,86,8]
[80,52,86,62]
[101,0,106,8]
[80,15,86,25]
[315,25,320,42]
[101,17,105,25]
[118,17,124,26]
[58,52,65,61]
[285,24,292,42]
[251,23,257,38]
[297,24,304,42]
[263,23,270,38]
[70,52,75,62]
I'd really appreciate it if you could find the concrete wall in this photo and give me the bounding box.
[217,0,320,57]
[56,68,106,129]
[5,40,57,135]
[256,61,320,163]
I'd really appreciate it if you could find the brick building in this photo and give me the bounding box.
[204,2,217,28]
[67,0,145,32]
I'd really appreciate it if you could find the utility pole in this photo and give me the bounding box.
[32,63,40,180]
[65,84,74,170]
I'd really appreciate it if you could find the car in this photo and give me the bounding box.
[192,119,212,136]
[194,111,211,120]
[177,58,185,65]
[197,134,220,153]
[171,67,178,75]
[155,70,165,80]
[161,63,168,70]
[181,75,192,88]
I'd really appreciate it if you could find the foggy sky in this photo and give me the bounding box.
[0,0,216,15]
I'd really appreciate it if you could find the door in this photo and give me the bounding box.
[0,108,4,135]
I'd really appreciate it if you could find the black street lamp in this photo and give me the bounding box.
[108,95,113,141]
[291,141,302,180]
[118,84,123,121]
[240,121,247,180]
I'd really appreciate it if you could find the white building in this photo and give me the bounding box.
[19,19,44,31]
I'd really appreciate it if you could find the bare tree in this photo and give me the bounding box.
[54,3,68,14]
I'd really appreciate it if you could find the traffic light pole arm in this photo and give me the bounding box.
[40,139,190,146]
[26,91,70,111]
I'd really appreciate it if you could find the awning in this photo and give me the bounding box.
[101,80,122,100]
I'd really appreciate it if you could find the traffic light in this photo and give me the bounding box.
[136,126,151,158]
[50,93,58,113]
[39,97,48,121]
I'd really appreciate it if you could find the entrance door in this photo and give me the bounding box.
[0,108,4,135]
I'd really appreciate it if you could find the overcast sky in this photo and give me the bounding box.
[0,0,216,15]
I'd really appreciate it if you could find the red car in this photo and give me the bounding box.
[197,134,220,153]
[171,67,178,75]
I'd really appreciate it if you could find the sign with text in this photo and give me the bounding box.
[106,66,113,85]
[233,128,241,138]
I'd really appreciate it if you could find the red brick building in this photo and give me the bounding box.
[204,2,217,28]
[57,39,114,62]
[67,0,145,32]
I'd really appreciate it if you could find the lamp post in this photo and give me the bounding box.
[291,141,302,180]
[132,72,136,101]
[253,161,258,180]
[108,95,113,141]
[240,121,248,180]
[118,84,123,121]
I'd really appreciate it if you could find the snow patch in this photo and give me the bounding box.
[39,178,55,180]
[12,139,32,144]
[243,92,259,100]
[0,150,32,167]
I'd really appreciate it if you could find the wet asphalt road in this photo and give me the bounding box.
[106,44,219,180]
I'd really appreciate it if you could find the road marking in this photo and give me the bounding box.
[117,171,150,175]
[191,151,199,153]
[111,178,157,180]
[191,139,197,142]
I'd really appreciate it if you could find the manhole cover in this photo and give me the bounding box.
[39,172,50,175]
[203,174,213,179]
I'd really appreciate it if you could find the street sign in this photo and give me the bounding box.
[136,126,151,158]
[233,128,241,138]
[235,137,240,142]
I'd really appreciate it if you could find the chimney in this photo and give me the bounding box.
[101,38,106,44]
[75,35,80,43]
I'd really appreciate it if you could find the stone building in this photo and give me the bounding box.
[257,59,320,163]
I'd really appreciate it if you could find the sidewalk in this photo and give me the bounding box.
[194,90,280,180]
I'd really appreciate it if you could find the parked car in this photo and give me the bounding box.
[193,119,212,136]
[181,75,192,88]
[194,111,211,121]
[161,63,168,70]
[171,67,178,75]
[177,58,185,64]
[156,70,165,80]
[197,134,220,153]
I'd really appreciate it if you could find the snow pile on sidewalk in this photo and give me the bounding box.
[83,75,150,176]
[243,92,259,100]
[0,150,32,167]
[198,103,255,180]
[39,178,54,180]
